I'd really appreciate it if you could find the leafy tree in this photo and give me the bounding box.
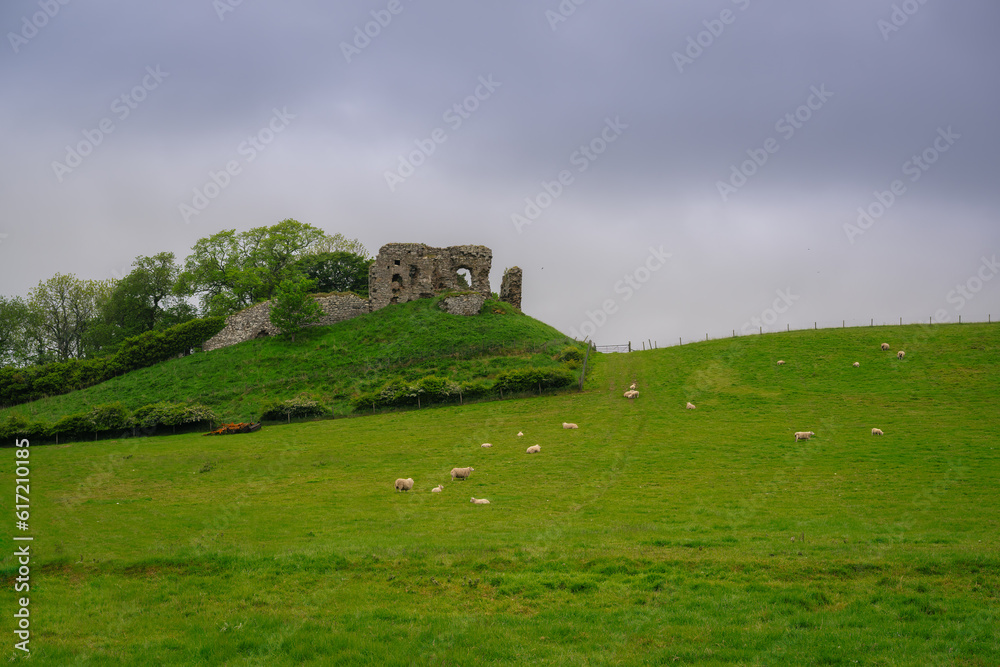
[294,251,373,296]
[269,277,323,342]
[0,296,32,366]
[28,273,114,361]
[309,233,370,259]
[177,219,326,315]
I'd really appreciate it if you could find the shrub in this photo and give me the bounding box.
[88,403,131,431]
[556,345,583,363]
[131,402,216,429]
[261,396,328,421]
[493,367,575,394]
[50,412,95,440]
[0,413,49,440]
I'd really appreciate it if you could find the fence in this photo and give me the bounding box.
[595,314,997,352]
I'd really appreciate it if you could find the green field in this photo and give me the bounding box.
[3,322,999,664]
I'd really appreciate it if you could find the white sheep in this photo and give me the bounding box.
[881,343,890,351]
[777,360,786,365]
[526,444,541,454]
[517,431,524,437]
[481,443,492,448]
[394,478,414,492]
[853,362,860,367]
[470,497,490,505]
[629,382,636,390]
[872,428,883,436]
[450,467,475,480]
[897,351,905,360]
[794,431,815,441]
[686,402,696,410]
[623,390,639,399]
[563,422,578,429]
[431,484,444,492]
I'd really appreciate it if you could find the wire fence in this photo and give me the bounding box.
[595,314,997,352]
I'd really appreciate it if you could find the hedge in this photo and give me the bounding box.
[0,316,225,407]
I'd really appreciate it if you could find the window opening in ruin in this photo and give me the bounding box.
[456,268,472,289]
[394,259,401,266]
[409,265,419,284]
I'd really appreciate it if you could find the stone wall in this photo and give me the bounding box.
[499,266,522,310]
[202,293,369,351]
[368,243,492,312]
[440,293,486,316]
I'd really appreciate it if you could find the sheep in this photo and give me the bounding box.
[563,422,578,429]
[897,351,905,360]
[623,390,639,399]
[450,467,475,480]
[431,484,444,492]
[394,478,414,492]
[629,382,637,390]
[481,443,492,448]
[872,428,883,436]
[686,402,696,410]
[853,362,860,367]
[470,497,490,505]
[517,431,524,437]
[777,360,786,365]
[881,343,890,351]
[526,444,541,454]
[794,431,815,441]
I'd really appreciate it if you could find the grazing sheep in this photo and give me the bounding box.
[794,431,815,441]
[563,422,578,429]
[450,467,475,480]
[394,478,414,492]
[777,360,786,365]
[853,362,860,367]
[431,484,444,492]
[624,390,639,399]
[481,443,493,448]
[470,497,490,505]
[897,351,905,360]
[526,444,541,454]
[881,343,890,351]
[686,402,696,410]
[517,431,524,437]
[872,428,883,436]
[629,382,637,390]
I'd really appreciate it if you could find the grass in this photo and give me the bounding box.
[0,296,581,425]
[1,322,999,664]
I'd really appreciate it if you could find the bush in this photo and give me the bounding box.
[131,402,216,429]
[556,345,583,363]
[493,367,575,394]
[260,396,328,421]
[0,413,49,441]
[88,403,131,431]
[50,412,95,440]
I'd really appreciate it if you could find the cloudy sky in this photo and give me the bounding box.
[2,0,998,346]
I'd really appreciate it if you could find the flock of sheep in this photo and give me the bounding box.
[391,341,906,501]
[784,341,904,440]
[393,422,582,504]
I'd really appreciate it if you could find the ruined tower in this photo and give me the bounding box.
[368,243,493,312]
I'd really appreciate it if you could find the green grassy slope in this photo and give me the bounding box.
[0,297,580,424]
[3,323,999,664]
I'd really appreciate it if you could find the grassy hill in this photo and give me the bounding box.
[0,296,582,427]
[2,322,999,664]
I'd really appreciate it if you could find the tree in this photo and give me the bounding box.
[0,296,32,366]
[294,251,373,296]
[309,233,370,258]
[95,252,191,351]
[269,277,323,342]
[28,273,114,361]
[177,219,326,316]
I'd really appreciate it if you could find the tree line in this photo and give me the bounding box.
[0,220,372,368]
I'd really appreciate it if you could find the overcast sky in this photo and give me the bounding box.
[2,1,998,346]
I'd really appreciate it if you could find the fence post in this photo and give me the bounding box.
[628,341,631,352]
[679,337,682,345]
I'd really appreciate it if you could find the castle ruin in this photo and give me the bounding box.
[202,243,517,352]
